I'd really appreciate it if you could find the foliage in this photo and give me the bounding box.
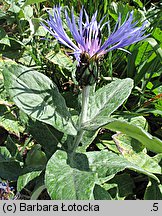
[0,0,162,200]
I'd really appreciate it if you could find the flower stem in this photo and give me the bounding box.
[72,85,90,152]
[80,85,90,126]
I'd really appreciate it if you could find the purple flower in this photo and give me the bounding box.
[41,6,148,63]
[0,182,14,200]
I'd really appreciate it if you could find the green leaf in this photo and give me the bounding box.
[2,61,77,136]
[103,173,135,199]
[6,135,22,161]
[0,127,8,145]
[0,146,11,161]
[83,117,115,131]
[17,171,42,192]
[135,56,160,86]
[132,0,143,8]
[86,150,159,182]
[0,147,22,180]
[104,119,162,153]
[35,25,47,36]
[93,184,112,200]
[144,179,162,200]
[0,104,23,136]
[109,2,135,22]
[86,78,133,128]
[46,51,74,72]
[45,150,97,200]
[22,0,46,7]
[153,28,162,43]
[145,38,162,62]
[23,5,33,21]
[79,129,100,152]
[8,2,20,13]
[30,185,46,200]
[29,18,45,35]
[116,115,148,130]
[108,173,135,198]
[0,36,10,46]
[127,48,138,78]
[135,42,152,66]
[110,133,161,174]
[0,27,10,46]
[28,120,63,158]
[0,161,22,180]
[25,144,47,169]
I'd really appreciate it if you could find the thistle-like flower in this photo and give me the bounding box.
[42,6,148,85]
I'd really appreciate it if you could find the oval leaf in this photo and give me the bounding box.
[87,78,133,127]
[45,150,97,200]
[2,61,77,136]
[86,150,159,182]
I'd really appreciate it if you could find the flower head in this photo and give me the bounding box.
[42,6,148,63]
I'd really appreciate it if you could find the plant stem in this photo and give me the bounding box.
[72,85,90,152]
[80,85,90,126]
